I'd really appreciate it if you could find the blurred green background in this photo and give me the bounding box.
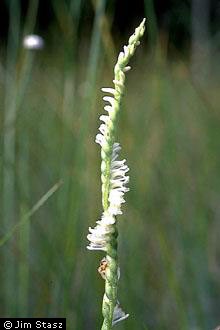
[0,0,220,329]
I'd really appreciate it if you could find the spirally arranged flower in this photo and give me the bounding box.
[87,142,129,252]
[87,19,146,330]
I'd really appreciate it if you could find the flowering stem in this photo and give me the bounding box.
[101,225,118,330]
[87,18,146,330]
[100,19,146,329]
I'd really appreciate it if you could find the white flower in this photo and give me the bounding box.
[108,143,129,216]
[87,143,129,251]
[112,302,129,326]
[87,212,115,251]
[89,89,130,249]
[95,88,130,216]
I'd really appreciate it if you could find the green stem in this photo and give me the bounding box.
[101,224,118,330]
[102,156,112,211]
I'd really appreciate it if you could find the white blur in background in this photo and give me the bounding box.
[23,34,44,50]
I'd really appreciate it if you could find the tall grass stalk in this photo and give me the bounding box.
[3,0,21,314]
[87,19,146,329]
[61,0,107,315]
[18,0,40,316]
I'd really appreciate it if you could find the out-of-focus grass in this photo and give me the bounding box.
[0,2,220,329]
